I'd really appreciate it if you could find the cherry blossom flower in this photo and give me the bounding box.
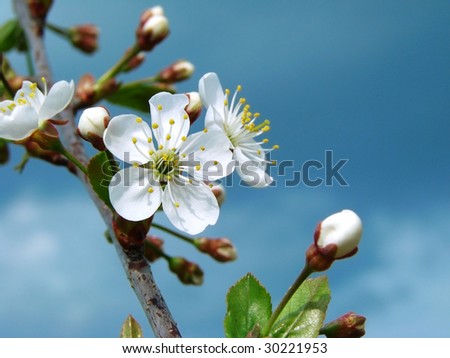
[0,79,74,141]
[199,72,276,187]
[104,92,233,235]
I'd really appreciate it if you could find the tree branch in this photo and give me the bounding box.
[13,0,181,338]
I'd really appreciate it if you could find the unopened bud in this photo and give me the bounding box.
[306,210,362,272]
[158,60,194,83]
[122,50,145,72]
[169,257,203,285]
[315,209,362,259]
[136,7,169,51]
[143,235,164,262]
[320,312,366,338]
[211,183,226,206]
[69,24,99,54]
[185,92,202,124]
[77,106,110,150]
[194,237,237,262]
[0,139,10,164]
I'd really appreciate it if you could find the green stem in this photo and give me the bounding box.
[45,22,71,39]
[61,148,88,175]
[261,263,314,337]
[145,239,171,261]
[97,44,140,85]
[151,222,194,245]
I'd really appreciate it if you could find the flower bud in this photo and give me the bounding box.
[168,257,203,285]
[143,235,164,262]
[320,312,366,338]
[184,92,202,124]
[315,209,362,259]
[306,210,362,272]
[194,237,237,262]
[69,24,99,54]
[158,60,194,83]
[122,50,145,72]
[77,106,110,150]
[136,7,169,51]
[112,213,153,252]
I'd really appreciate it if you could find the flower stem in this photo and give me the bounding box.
[61,148,88,175]
[45,22,71,39]
[151,222,194,245]
[97,44,140,85]
[261,263,314,337]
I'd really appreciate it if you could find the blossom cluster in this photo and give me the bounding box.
[98,73,275,234]
[0,72,275,235]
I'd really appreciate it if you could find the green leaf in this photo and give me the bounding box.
[224,273,272,338]
[269,276,331,338]
[106,83,175,113]
[87,151,119,209]
[0,19,26,52]
[120,314,143,338]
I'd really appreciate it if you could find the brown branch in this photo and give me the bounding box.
[13,0,181,338]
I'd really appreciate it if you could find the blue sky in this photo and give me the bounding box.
[1,0,450,337]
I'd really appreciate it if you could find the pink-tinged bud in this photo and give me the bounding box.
[136,7,169,51]
[75,73,96,105]
[194,237,237,262]
[169,257,204,285]
[185,92,202,124]
[211,183,226,207]
[314,209,362,259]
[158,60,195,83]
[122,50,146,72]
[77,106,110,151]
[143,235,164,262]
[69,24,99,54]
[320,312,366,338]
[0,139,10,164]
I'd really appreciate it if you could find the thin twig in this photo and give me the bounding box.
[13,0,181,338]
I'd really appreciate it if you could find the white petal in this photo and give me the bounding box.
[103,114,154,164]
[14,81,45,112]
[0,105,39,141]
[39,80,75,121]
[109,167,162,221]
[149,92,189,149]
[179,126,234,181]
[234,147,273,188]
[198,72,225,112]
[162,180,219,235]
[204,105,223,128]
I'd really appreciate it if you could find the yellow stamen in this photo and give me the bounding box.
[157,104,163,110]
[174,202,180,208]
[263,138,269,143]
[148,187,154,193]
[158,144,163,150]
[273,145,280,150]
[132,137,137,144]
[152,123,159,129]
[181,136,187,141]
[237,85,242,91]
[200,146,205,151]
[136,117,143,123]
[195,165,201,171]
[147,137,152,143]
[203,128,208,133]
[183,114,188,120]
[169,119,175,125]
[166,134,171,140]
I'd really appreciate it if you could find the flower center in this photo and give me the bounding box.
[150,149,179,183]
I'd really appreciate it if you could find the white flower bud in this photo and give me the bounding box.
[315,209,362,259]
[77,106,110,150]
